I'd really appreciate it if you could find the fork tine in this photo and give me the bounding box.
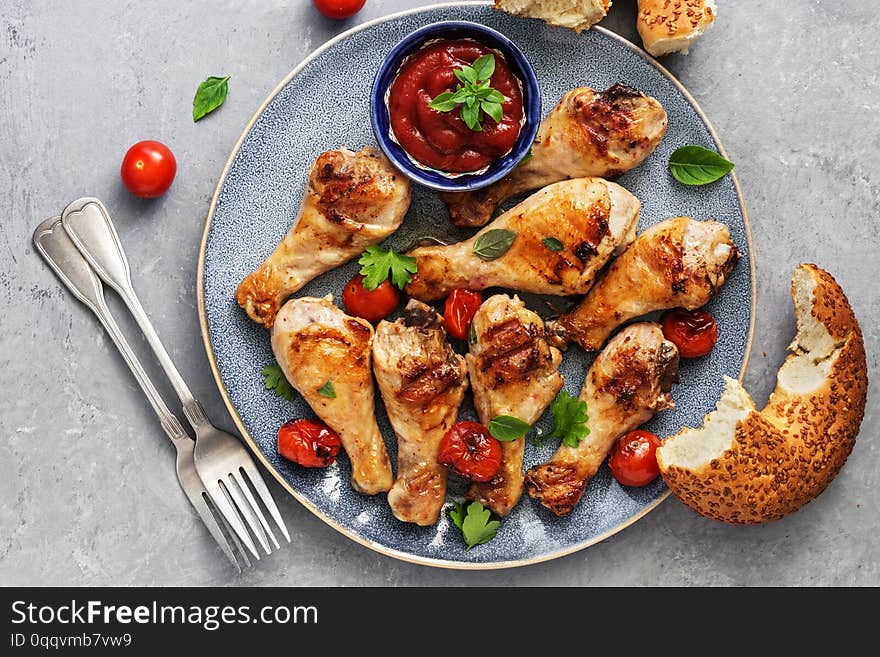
[203,477,261,559]
[240,460,291,543]
[183,489,241,572]
[232,468,280,550]
[223,475,271,555]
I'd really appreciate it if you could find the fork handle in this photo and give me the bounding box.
[33,218,191,445]
[61,198,208,429]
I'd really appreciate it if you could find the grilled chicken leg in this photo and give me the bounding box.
[271,295,393,494]
[405,177,640,301]
[373,301,468,526]
[525,323,679,516]
[465,295,564,516]
[443,84,667,227]
[237,147,411,327]
[552,216,740,351]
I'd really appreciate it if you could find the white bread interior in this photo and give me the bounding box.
[495,0,611,33]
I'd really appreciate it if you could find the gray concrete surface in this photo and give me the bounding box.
[1,0,876,586]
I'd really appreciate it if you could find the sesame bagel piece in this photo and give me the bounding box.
[656,264,867,524]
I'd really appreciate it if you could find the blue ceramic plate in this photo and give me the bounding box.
[198,2,755,569]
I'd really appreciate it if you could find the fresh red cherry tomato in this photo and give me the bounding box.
[609,430,662,487]
[443,289,483,340]
[313,0,365,19]
[120,140,177,198]
[438,421,502,483]
[342,273,400,322]
[661,308,718,358]
[277,419,342,468]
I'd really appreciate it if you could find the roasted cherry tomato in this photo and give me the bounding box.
[443,289,483,340]
[609,430,662,487]
[342,273,400,322]
[438,421,501,482]
[661,308,718,358]
[120,140,177,198]
[277,419,342,468]
[313,0,365,19]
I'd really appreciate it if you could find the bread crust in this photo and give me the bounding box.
[636,0,716,57]
[657,264,868,524]
[495,1,611,33]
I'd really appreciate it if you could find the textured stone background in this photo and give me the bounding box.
[1,1,876,585]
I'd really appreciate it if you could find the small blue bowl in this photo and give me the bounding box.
[371,21,542,192]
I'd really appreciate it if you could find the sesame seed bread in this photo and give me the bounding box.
[636,0,717,57]
[494,0,612,33]
[657,264,868,524]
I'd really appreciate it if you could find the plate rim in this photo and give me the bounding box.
[195,0,757,570]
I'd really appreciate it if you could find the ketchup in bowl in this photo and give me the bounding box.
[387,39,524,174]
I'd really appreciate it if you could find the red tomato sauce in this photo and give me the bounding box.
[388,39,524,173]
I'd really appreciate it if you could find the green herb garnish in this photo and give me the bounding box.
[546,390,590,448]
[468,322,478,345]
[317,380,336,399]
[472,229,517,261]
[542,237,563,252]
[449,501,500,550]
[261,364,297,402]
[489,415,531,442]
[429,54,505,132]
[193,75,230,122]
[358,245,418,290]
[669,145,734,186]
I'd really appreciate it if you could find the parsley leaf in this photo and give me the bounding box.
[546,391,590,448]
[261,364,297,402]
[317,380,336,398]
[449,501,500,550]
[358,245,418,290]
[429,54,505,132]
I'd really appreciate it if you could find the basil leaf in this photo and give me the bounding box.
[483,89,505,104]
[317,380,336,399]
[489,415,531,442]
[481,101,503,124]
[193,75,230,122]
[473,229,517,260]
[518,149,533,167]
[451,87,471,104]
[669,145,734,186]
[461,103,482,131]
[429,92,458,112]
[542,237,563,252]
[471,54,495,82]
[455,65,477,84]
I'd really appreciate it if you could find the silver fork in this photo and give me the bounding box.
[60,197,290,559]
[33,217,249,572]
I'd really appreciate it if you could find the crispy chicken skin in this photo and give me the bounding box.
[237,147,411,327]
[525,323,679,515]
[465,295,564,516]
[405,178,640,302]
[443,84,667,227]
[271,295,393,494]
[553,216,739,351]
[373,301,468,526]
